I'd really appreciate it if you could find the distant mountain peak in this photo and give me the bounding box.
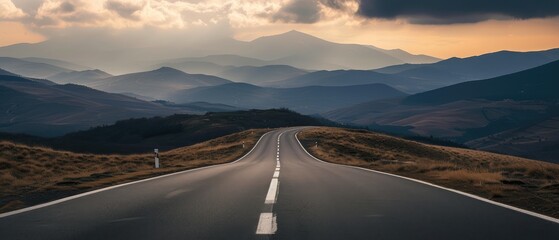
[154,66,185,74]
[252,30,325,43]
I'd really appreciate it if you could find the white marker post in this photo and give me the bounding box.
[242,141,245,149]
[154,148,160,168]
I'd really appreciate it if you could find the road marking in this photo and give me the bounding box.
[294,130,559,225]
[0,130,274,219]
[264,178,279,204]
[256,131,284,235]
[255,213,277,234]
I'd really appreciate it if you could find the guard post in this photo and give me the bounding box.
[154,148,160,168]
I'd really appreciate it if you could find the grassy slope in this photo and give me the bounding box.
[0,129,269,213]
[299,127,559,218]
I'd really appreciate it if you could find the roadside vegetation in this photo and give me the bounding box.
[0,129,268,213]
[299,127,559,218]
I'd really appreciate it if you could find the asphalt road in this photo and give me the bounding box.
[1,128,558,239]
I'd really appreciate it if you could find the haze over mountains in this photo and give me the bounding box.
[325,60,559,162]
[2,29,559,162]
[0,70,238,137]
[88,67,232,100]
[170,82,407,114]
[0,31,439,74]
[375,48,559,84]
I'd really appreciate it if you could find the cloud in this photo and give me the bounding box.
[356,0,559,24]
[270,0,355,23]
[105,0,143,20]
[0,0,27,19]
[272,0,321,23]
[34,0,101,27]
[58,1,75,13]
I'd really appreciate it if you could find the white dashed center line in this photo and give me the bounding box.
[256,132,283,235]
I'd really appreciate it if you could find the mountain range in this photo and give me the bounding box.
[324,60,559,162]
[375,48,559,84]
[170,82,407,114]
[87,67,232,100]
[0,70,238,137]
[0,30,440,74]
[0,57,71,79]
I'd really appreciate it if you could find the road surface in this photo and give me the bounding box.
[1,128,558,239]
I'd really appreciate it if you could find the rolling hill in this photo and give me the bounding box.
[21,57,90,71]
[402,60,559,105]
[324,60,559,162]
[170,82,407,114]
[268,69,433,93]
[0,57,71,79]
[217,65,308,85]
[268,48,559,93]
[0,68,17,76]
[1,109,330,154]
[48,69,112,84]
[163,54,270,68]
[375,48,559,85]
[0,74,235,137]
[88,67,232,100]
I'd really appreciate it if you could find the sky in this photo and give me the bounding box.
[1,0,559,59]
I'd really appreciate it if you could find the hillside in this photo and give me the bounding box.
[0,57,71,79]
[22,57,90,71]
[0,75,203,137]
[217,65,308,85]
[0,129,268,213]
[164,54,270,68]
[324,61,559,162]
[48,69,112,84]
[2,109,330,154]
[269,69,431,93]
[88,67,232,100]
[171,82,406,114]
[375,48,559,86]
[403,60,559,105]
[0,68,17,76]
[299,127,559,218]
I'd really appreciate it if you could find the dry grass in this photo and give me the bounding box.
[0,129,269,213]
[299,127,559,218]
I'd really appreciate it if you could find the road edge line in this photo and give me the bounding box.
[0,130,274,219]
[294,130,559,225]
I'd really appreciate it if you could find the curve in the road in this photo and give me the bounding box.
[0,127,557,240]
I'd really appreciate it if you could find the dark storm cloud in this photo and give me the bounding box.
[59,1,76,13]
[271,0,352,23]
[272,0,321,23]
[356,0,559,24]
[320,0,351,10]
[105,0,143,21]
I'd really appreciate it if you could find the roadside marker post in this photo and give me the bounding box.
[154,149,160,168]
[243,141,245,149]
